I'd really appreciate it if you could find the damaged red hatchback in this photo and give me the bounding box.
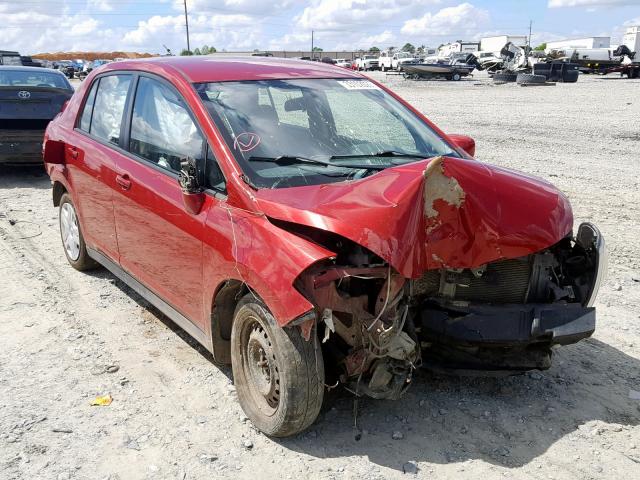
[43,57,606,437]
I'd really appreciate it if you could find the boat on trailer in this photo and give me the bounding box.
[402,53,479,81]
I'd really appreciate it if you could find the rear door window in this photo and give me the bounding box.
[89,74,131,145]
[129,76,204,173]
[78,80,99,132]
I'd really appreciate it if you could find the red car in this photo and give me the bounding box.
[43,57,606,437]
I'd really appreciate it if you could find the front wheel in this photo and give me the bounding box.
[59,193,98,271]
[231,295,324,437]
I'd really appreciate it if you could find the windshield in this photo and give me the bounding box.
[196,78,458,189]
[0,70,71,89]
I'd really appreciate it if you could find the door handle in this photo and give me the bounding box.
[68,146,78,159]
[115,174,132,191]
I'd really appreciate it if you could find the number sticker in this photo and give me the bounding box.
[337,80,380,90]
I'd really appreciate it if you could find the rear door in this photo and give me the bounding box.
[66,73,132,261]
[111,74,208,327]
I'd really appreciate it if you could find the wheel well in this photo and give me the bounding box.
[210,280,249,364]
[52,182,67,207]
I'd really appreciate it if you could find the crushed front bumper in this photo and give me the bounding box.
[420,302,595,347]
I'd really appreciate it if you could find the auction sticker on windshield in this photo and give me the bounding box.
[337,80,380,90]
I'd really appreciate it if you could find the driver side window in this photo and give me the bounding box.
[129,77,204,173]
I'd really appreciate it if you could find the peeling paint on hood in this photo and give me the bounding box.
[254,157,573,278]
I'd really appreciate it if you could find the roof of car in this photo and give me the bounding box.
[101,56,362,83]
[0,65,65,75]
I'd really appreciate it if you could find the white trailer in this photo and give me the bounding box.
[546,37,610,50]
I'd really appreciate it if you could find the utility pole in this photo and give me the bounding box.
[184,0,191,53]
[528,20,532,48]
[311,30,314,57]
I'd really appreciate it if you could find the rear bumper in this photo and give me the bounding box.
[420,302,595,347]
[0,130,45,163]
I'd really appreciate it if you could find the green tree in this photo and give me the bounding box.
[534,42,547,51]
[369,46,380,53]
[402,43,415,53]
[180,49,193,56]
[312,46,323,52]
[193,47,202,55]
[201,45,210,55]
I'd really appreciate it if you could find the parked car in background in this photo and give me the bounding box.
[335,58,352,68]
[0,66,73,164]
[54,61,76,79]
[43,56,605,437]
[355,54,379,70]
[77,59,111,80]
[379,51,418,71]
[0,50,23,66]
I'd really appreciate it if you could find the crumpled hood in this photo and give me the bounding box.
[254,157,573,278]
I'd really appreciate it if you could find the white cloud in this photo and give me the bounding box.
[123,13,264,51]
[548,0,640,7]
[296,0,440,31]
[401,3,489,36]
[173,0,295,14]
[87,0,113,12]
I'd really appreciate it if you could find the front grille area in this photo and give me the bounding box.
[456,258,531,304]
[413,257,533,304]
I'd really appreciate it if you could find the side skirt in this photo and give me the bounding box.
[87,247,213,353]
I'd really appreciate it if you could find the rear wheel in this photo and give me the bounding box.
[231,295,324,437]
[452,73,461,81]
[59,193,98,271]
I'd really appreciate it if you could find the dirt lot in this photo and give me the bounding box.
[1,72,639,480]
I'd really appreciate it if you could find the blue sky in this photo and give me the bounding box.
[1,0,639,54]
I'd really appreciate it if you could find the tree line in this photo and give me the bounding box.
[180,45,217,56]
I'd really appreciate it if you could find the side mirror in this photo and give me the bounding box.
[448,134,476,157]
[179,157,205,215]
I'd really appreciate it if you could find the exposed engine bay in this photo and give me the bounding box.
[293,221,605,400]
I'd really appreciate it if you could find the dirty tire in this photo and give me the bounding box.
[452,73,461,81]
[58,193,98,271]
[492,72,518,84]
[516,73,546,85]
[231,294,324,437]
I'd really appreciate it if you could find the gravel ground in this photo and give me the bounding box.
[1,71,639,480]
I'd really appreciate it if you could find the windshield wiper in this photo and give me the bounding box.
[328,150,432,160]
[247,155,386,170]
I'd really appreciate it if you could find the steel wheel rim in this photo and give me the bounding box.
[60,203,80,261]
[242,316,280,416]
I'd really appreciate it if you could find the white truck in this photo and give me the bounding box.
[355,55,379,71]
[378,51,418,71]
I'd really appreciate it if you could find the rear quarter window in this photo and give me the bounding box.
[85,74,132,145]
[79,80,99,132]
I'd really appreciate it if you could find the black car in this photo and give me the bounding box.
[0,66,74,164]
